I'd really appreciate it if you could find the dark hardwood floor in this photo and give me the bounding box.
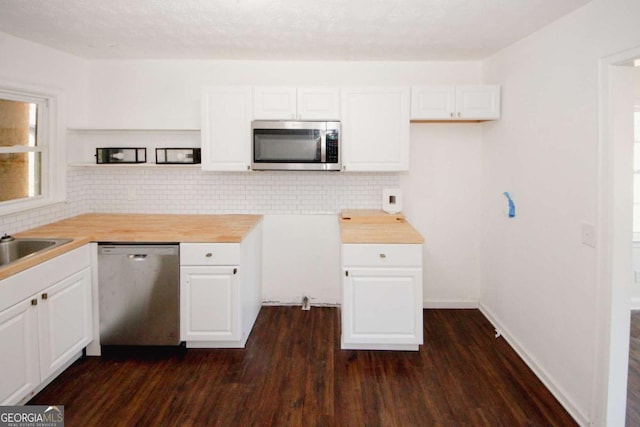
[30,307,576,426]
[628,310,640,426]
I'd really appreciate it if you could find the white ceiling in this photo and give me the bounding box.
[0,0,591,61]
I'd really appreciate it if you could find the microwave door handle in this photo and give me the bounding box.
[320,129,327,163]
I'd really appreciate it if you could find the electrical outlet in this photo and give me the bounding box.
[127,188,136,201]
[581,222,596,248]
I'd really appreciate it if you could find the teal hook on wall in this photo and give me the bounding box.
[503,192,516,218]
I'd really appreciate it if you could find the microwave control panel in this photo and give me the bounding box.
[326,130,339,163]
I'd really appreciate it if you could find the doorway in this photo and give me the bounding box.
[595,47,639,426]
[628,66,640,425]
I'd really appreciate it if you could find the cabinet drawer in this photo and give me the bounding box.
[180,243,240,266]
[342,244,422,267]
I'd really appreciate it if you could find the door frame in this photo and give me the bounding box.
[594,45,640,426]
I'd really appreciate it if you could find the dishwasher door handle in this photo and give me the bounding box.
[128,254,148,261]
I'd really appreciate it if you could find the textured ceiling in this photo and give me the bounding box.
[0,0,591,60]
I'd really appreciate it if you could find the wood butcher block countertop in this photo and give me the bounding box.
[339,210,424,244]
[0,213,262,280]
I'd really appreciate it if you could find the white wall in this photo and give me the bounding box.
[480,0,640,424]
[401,124,483,307]
[0,32,86,121]
[0,32,89,234]
[79,60,483,129]
[262,215,341,305]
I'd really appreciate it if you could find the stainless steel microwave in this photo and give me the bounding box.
[251,121,341,171]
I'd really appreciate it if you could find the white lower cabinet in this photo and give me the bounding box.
[0,299,39,405]
[180,221,262,348]
[341,244,423,351]
[38,268,93,379]
[180,266,240,342]
[0,245,93,405]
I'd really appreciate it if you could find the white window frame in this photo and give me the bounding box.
[633,110,640,236]
[0,86,64,216]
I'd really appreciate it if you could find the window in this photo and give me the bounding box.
[0,88,60,214]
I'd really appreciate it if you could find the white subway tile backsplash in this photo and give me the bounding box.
[0,169,91,234]
[1,167,399,233]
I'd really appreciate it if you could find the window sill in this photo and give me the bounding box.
[0,197,66,217]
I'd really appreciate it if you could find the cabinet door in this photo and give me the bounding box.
[201,86,252,171]
[180,266,240,341]
[455,85,501,120]
[0,299,39,405]
[297,88,340,120]
[342,268,423,345]
[410,86,456,120]
[38,268,93,379]
[341,87,410,171]
[253,87,297,120]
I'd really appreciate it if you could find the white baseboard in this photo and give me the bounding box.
[631,297,640,310]
[423,299,479,309]
[263,300,480,309]
[478,303,589,426]
[262,301,340,308]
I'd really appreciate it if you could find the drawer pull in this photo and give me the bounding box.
[41,293,48,300]
[31,299,38,306]
[205,253,213,258]
[379,254,386,259]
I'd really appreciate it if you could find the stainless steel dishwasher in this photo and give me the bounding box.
[98,243,180,346]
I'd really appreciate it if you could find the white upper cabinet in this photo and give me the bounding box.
[410,85,456,120]
[411,85,500,120]
[253,87,340,120]
[253,87,297,120]
[456,85,501,120]
[201,86,252,171]
[341,87,410,171]
[296,88,341,120]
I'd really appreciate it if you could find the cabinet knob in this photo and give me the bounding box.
[41,293,48,300]
[458,112,461,118]
[450,112,454,118]
[379,253,387,259]
[31,299,38,306]
[205,252,213,258]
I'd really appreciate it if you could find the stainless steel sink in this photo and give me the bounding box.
[0,238,73,267]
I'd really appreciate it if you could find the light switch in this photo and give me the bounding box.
[581,222,596,248]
